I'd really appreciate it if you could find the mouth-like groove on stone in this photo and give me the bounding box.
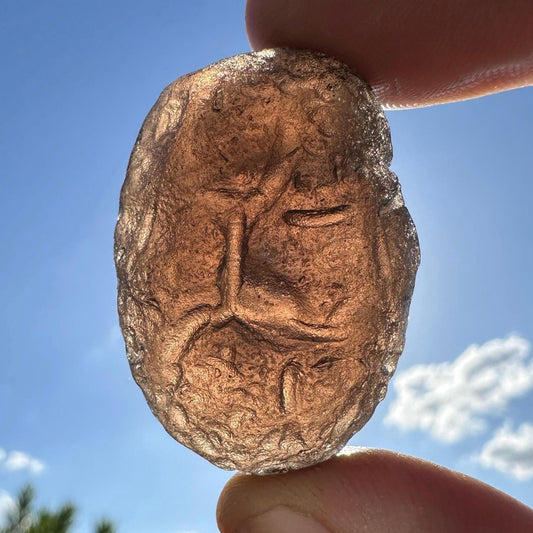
[288,318,348,342]
[283,204,352,227]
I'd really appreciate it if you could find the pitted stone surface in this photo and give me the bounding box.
[114,48,419,473]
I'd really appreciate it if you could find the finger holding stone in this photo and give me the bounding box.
[217,448,533,532]
[246,0,533,108]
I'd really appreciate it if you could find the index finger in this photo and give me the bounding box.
[246,0,533,108]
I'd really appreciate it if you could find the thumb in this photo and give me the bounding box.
[217,448,533,532]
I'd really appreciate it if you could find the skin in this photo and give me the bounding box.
[216,1,533,531]
[218,449,533,532]
[245,0,533,108]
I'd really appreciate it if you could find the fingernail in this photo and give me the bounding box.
[236,505,330,533]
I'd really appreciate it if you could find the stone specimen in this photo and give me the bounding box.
[114,48,419,473]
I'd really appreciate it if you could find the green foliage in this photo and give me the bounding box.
[27,503,75,533]
[0,486,116,533]
[2,485,34,533]
[95,520,115,533]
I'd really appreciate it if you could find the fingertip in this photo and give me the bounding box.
[245,0,533,108]
[217,448,533,532]
[244,0,264,51]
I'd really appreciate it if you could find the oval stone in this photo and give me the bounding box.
[114,48,420,473]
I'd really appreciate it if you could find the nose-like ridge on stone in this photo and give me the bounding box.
[220,210,246,313]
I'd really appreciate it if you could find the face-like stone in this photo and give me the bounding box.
[115,48,420,473]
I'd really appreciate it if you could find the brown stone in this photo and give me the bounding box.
[114,48,419,473]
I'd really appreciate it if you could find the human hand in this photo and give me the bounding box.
[245,0,533,108]
[216,2,533,531]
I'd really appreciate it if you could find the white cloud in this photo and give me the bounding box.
[89,324,122,360]
[385,335,533,443]
[1,450,45,474]
[0,490,15,521]
[105,324,122,346]
[0,448,5,462]
[476,423,533,481]
[337,445,371,457]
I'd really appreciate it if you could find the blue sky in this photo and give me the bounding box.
[1,1,532,532]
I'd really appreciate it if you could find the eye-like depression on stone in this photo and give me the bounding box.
[114,48,420,473]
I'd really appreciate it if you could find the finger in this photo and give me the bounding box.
[246,0,533,108]
[217,448,533,532]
